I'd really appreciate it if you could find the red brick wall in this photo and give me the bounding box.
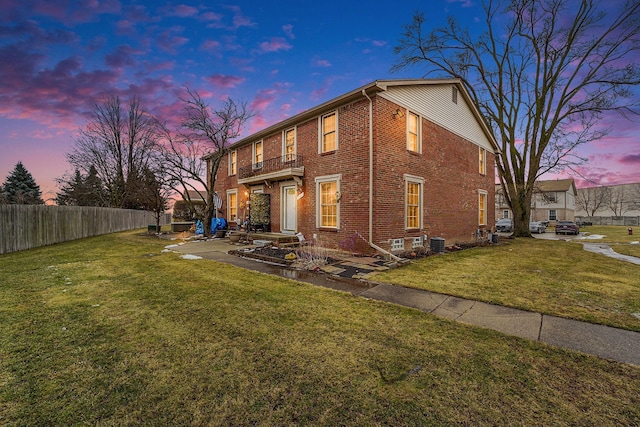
[213,92,495,253]
[371,96,495,250]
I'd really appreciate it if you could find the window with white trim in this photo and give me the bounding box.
[315,174,341,228]
[407,111,421,153]
[478,190,488,226]
[284,128,296,161]
[253,141,263,169]
[452,86,458,104]
[479,147,486,175]
[229,150,237,175]
[404,174,424,229]
[227,189,238,221]
[549,209,557,221]
[320,111,337,153]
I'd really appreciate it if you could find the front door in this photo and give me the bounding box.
[282,185,297,233]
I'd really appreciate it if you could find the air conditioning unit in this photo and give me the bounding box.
[430,237,445,253]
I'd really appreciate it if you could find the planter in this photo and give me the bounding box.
[215,230,226,238]
[229,233,241,243]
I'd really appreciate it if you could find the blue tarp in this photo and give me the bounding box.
[211,217,227,233]
[195,220,204,235]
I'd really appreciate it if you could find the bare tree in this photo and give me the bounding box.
[393,0,640,236]
[607,185,631,216]
[575,186,610,217]
[67,96,160,208]
[631,183,640,211]
[158,88,252,236]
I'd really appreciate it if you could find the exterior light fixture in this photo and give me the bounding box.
[393,108,405,119]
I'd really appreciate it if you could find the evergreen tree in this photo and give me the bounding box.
[56,169,84,206]
[55,166,108,206]
[2,162,44,204]
[83,165,108,206]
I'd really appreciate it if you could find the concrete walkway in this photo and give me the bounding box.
[167,238,640,367]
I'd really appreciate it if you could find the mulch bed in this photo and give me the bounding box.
[232,240,500,266]
[232,245,340,266]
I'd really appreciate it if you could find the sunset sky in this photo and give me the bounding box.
[1,0,638,203]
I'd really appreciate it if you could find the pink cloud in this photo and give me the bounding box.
[248,115,268,134]
[312,58,332,68]
[200,40,221,52]
[157,27,189,53]
[105,44,142,68]
[140,60,175,72]
[201,11,223,22]
[27,0,121,24]
[169,4,199,18]
[250,88,278,112]
[116,19,136,34]
[229,6,256,29]
[282,24,295,39]
[258,37,292,53]
[619,153,640,165]
[205,74,245,89]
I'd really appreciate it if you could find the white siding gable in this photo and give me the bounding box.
[380,84,494,152]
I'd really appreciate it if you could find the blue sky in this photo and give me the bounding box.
[1,0,638,202]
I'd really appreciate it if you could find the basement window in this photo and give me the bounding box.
[412,237,423,249]
[390,238,405,251]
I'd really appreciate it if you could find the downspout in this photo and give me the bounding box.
[362,89,373,244]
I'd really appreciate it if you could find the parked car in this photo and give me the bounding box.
[555,220,580,235]
[529,221,546,234]
[495,218,513,233]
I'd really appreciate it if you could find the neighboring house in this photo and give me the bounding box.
[172,190,207,221]
[210,79,498,253]
[495,178,577,223]
[184,190,205,202]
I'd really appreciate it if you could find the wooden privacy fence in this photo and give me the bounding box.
[0,205,169,254]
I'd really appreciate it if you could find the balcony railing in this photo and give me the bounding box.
[238,154,304,180]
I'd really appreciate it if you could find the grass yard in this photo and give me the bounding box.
[580,225,640,258]
[376,233,640,332]
[0,231,639,425]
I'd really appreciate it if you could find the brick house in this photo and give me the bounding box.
[210,79,498,253]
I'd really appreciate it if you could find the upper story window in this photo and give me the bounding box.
[320,111,337,153]
[479,147,486,175]
[546,192,557,203]
[284,128,296,161]
[253,140,263,169]
[229,150,237,175]
[407,111,421,153]
[452,86,458,104]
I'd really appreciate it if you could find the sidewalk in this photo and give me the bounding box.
[168,238,640,367]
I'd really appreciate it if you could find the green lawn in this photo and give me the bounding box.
[1,231,639,425]
[377,235,640,331]
[580,225,640,258]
